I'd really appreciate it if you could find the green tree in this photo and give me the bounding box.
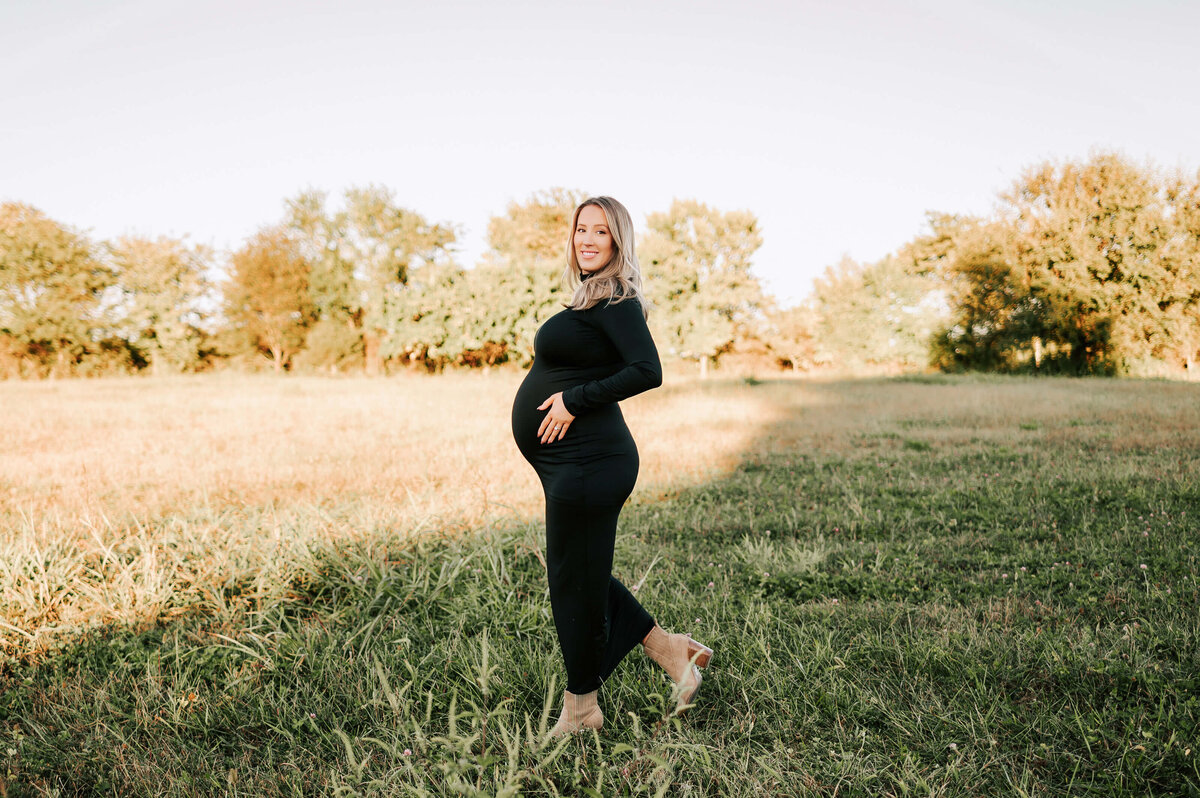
[930,221,1043,371]
[345,186,458,374]
[759,300,819,371]
[286,189,360,372]
[380,261,467,369]
[811,254,946,372]
[1004,153,1179,373]
[641,200,764,376]
[486,187,584,267]
[471,188,584,363]
[285,186,457,375]
[1160,172,1200,376]
[0,202,112,376]
[223,227,314,373]
[935,153,1193,375]
[467,259,564,366]
[109,236,210,374]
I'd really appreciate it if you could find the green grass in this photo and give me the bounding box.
[2,375,1199,796]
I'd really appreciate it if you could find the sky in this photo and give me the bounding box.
[3,0,1198,305]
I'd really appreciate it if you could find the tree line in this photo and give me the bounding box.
[2,152,1198,379]
[0,187,764,377]
[771,152,1200,377]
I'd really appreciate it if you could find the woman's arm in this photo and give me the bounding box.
[560,299,663,415]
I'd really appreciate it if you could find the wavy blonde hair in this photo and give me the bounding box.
[562,196,649,318]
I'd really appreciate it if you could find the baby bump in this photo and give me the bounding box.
[513,377,625,455]
[517,410,640,506]
[511,372,555,461]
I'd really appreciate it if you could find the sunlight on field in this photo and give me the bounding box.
[0,372,780,658]
[752,375,1200,457]
[0,372,777,526]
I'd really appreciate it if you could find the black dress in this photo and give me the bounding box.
[511,295,662,694]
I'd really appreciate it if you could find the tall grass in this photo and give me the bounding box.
[2,373,1198,795]
[0,372,766,659]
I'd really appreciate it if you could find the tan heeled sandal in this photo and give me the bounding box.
[547,689,604,738]
[641,624,714,713]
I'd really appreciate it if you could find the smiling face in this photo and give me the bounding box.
[573,204,614,274]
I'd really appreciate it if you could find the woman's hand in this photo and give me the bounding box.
[537,392,576,444]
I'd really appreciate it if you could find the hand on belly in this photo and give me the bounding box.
[537,392,576,444]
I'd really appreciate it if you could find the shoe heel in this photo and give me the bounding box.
[680,665,703,708]
[687,638,713,669]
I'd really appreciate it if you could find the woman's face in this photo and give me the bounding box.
[574,204,613,274]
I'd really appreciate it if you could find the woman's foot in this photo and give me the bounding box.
[547,689,603,738]
[641,624,714,713]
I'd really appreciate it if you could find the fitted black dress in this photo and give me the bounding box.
[511,295,662,694]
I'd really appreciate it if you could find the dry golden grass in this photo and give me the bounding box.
[2,371,1197,664]
[0,371,776,660]
[0,371,776,525]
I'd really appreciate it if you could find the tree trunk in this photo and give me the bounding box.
[1070,342,1088,374]
[699,356,709,379]
[1032,336,1043,369]
[364,330,381,377]
[271,345,284,373]
[53,346,69,379]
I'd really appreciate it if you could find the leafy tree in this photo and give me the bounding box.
[641,200,764,376]
[1160,172,1200,376]
[808,214,961,374]
[471,188,584,363]
[0,202,112,376]
[486,187,584,267]
[467,258,564,366]
[758,300,819,371]
[345,186,458,374]
[930,221,1044,371]
[379,260,560,372]
[108,236,210,374]
[378,188,587,371]
[811,254,946,371]
[934,153,1195,375]
[286,189,359,372]
[285,186,458,375]
[223,227,314,372]
[1003,153,1179,373]
[294,315,363,373]
[380,261,467,369]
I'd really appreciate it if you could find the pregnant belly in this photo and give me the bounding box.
[511,370,635,466]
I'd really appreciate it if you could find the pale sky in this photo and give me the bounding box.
[3,0,1198,305]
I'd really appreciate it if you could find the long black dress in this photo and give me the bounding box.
[511,294,663,694]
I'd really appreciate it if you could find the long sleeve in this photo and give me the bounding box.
[560,299,662,415]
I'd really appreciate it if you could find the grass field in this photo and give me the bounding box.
[1,372,1198,796]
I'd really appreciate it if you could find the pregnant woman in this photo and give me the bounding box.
[511,196,713,737]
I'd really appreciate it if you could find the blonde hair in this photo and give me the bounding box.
[562,196,649,318]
